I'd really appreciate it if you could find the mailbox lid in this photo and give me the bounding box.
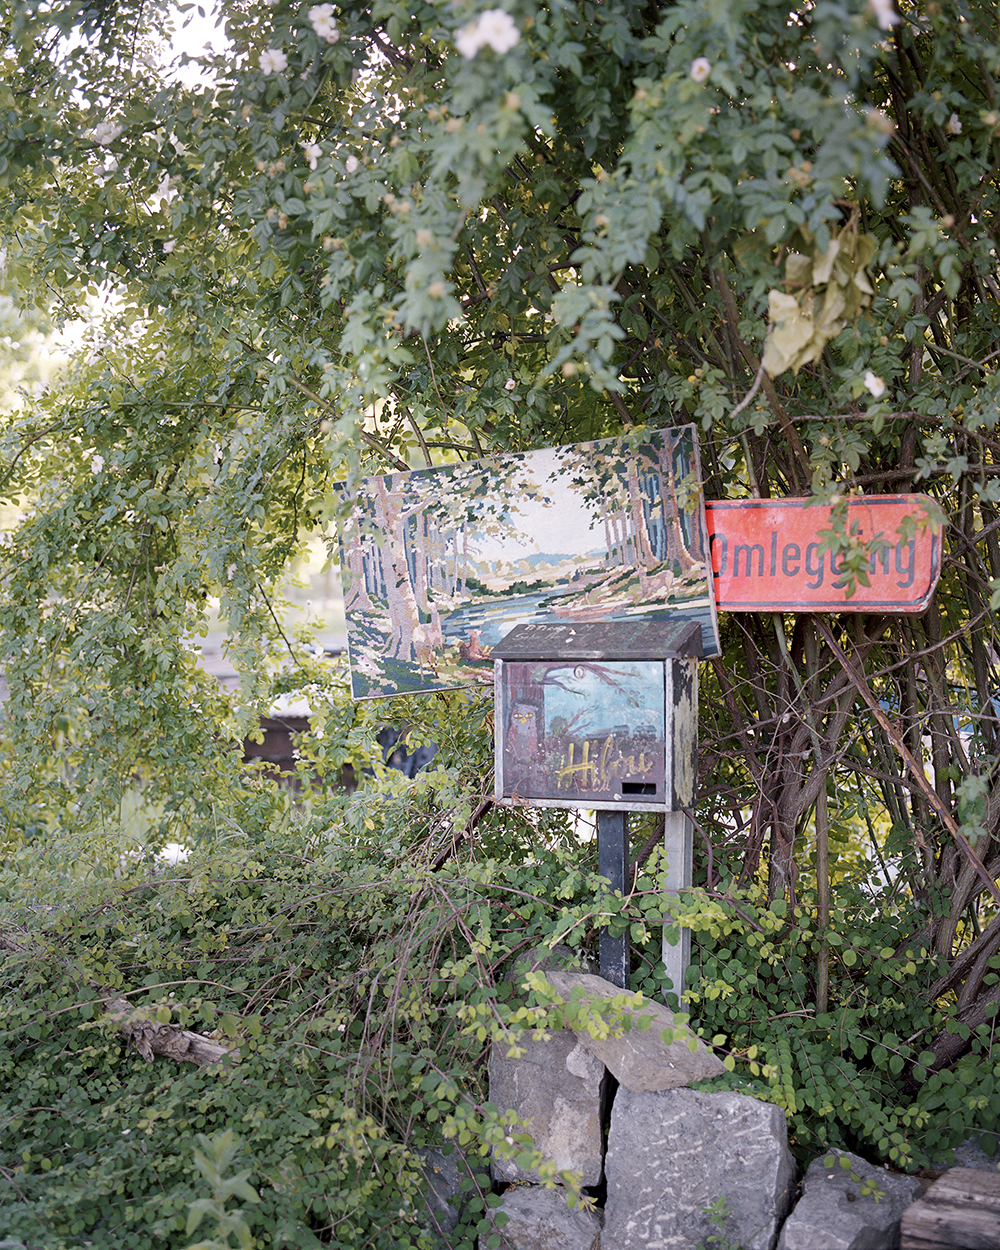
[493,619,702,662]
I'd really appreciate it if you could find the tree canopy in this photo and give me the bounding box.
[3,0,1000,1243]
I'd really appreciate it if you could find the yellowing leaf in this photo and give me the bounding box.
[812,236,841,284]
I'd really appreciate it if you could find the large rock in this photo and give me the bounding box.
[482,1185,601,1250]
[777,1149,922,1250]
[416,1144,490,1245]
[488,1029,606,1185]
[603,1086,795,1250]
[543,970,726,1092]
[928,1134,1000,1173]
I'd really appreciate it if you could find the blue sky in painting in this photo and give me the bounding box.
[541,662,663,737]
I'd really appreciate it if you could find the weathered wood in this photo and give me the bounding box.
[2,927,235,1068]
[900,1167,1000,1249]
[494,627,700,815]
[661,810,692,999]
[106,997,236,1067]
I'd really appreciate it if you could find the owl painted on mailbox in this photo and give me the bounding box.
[507,703,540,761]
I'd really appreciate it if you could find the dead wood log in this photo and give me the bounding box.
[2,926,235,1068]
[105,997,237,1067]
[901,1167,1000,1249]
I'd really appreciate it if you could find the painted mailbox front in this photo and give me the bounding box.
[336,426,719,699]
[706,494,942,613]
[493,620,700,812]
[500,659,666,805]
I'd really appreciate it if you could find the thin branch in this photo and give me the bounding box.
[728,361,766,423]
[814,618,1000,908]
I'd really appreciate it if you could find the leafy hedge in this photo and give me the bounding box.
[2,762,998,1247]
[0,779,626,1249]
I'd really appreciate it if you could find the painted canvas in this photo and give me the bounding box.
[336,426,719,699]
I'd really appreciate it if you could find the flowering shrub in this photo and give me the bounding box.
[258,48,287,75]
[4,0,1000,1234]
[308,4,339,43]
[455,9,520,59]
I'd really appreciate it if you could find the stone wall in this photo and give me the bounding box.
[476,965,951,1250]
[485,967,793,1250]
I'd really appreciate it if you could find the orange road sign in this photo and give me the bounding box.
[706,495,942,614]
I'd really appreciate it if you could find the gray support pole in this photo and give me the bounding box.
[661,809,693,1002]
[598,809,629,988]
[660,654,697,1005]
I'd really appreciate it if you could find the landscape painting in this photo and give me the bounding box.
[336,426,719,700]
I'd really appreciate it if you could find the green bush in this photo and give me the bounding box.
[630,859,1000,1170]
[0,779,613,1248]
[4,782,999,1248]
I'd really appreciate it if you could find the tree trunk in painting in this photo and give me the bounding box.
[601,497,621,566]
[374,478,422,661]
[452,528,462,597]
[342,520,373,611]
[625,456,654,594]
[656,435,700,573]
[413,512,429,618]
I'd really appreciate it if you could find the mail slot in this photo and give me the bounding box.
[493,619,700,813]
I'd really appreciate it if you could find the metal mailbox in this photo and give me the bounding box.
[493,619,700,813]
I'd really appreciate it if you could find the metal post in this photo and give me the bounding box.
[598,809,629,988]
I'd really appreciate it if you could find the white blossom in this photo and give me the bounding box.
[478,10,520,53]
[90,454,105,474]
[345,154,359,173]
[455,9,520,59]
[864,370,886,398]
[689,58,711,83]
[259,48,288,75]
[504,378,517,390]
[947,113,962,135]
[92,122,122,146]
[868,0,899,30]
[303,141,322,170]
[162,239,176,254]
[455,22,482,58]
[308,4,340,43]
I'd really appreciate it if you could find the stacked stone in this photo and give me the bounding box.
[421,952,993,1249]
[417,954,943,1248]
[484,961,794,1250]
